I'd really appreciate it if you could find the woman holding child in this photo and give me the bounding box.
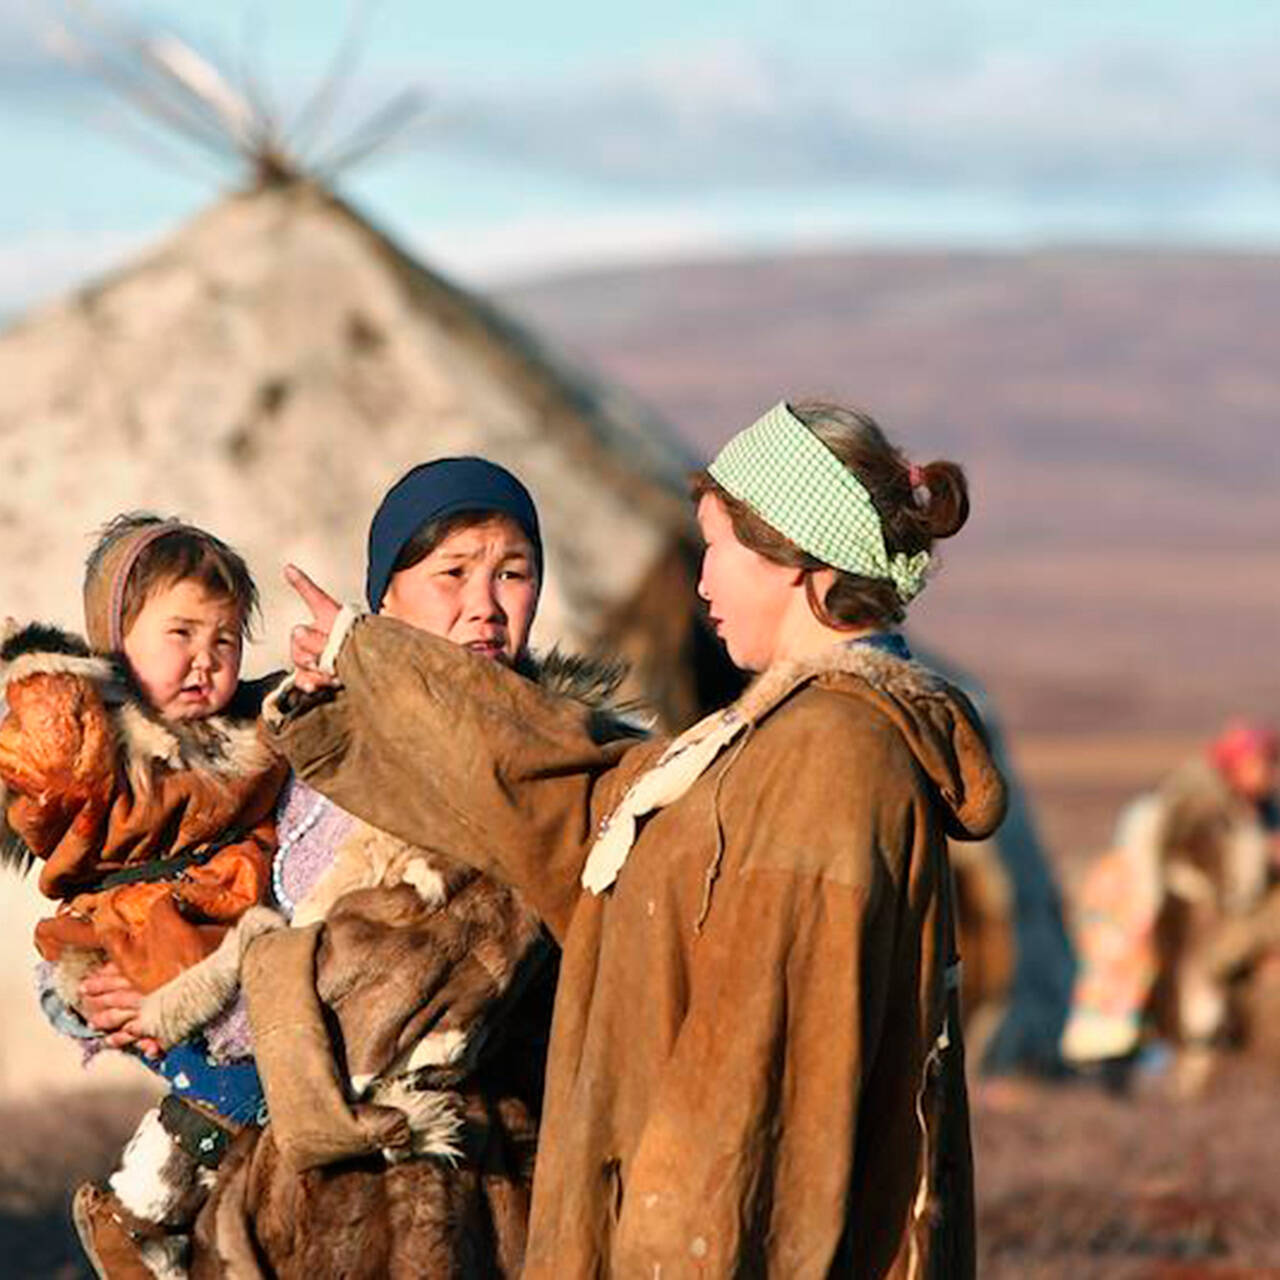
[61,460,636,1279]
[186,458,641,1279]
[278,400,1007,1277]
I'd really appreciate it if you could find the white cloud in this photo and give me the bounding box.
[3,17,1280,316]
[433,38,1280,197]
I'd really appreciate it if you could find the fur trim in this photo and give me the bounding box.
[0,642,116,696]
[735,640,943,727]
[51,947,106,1015]
[524,646,652,742]
[526,647,627,707]
[136,906,287,1047]
[49,947,106,1018]
[0,621,92,665]
[527,645,655,747]
[319,605,363,675]
[114,702,279,800]
[366,1079,465,1164]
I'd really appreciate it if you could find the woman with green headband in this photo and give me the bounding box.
[274,399,1007,1279]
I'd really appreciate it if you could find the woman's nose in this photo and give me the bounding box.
[465,575,504,620]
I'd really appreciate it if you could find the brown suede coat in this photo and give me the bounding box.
[190,654,640,1280]
[0,625,286,992]
[272,617,1006,1279]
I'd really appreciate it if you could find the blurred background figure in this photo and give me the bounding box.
[1062,720,1280,1094]
[915,650,1075,1079]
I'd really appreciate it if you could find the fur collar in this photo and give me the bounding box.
[0,623,278,875]
[1,621,113,689]
[736,640,1004,842]
[520,647,651,742]
[733,639,944,728]
[581,638,1003,896]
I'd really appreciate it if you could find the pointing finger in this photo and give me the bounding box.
[284,564,340,630]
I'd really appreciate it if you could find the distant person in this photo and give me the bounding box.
[276,400,1007,1277]
[1062,720,1280,1094]
[0,514,288,1275]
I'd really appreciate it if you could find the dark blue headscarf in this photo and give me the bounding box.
[366,457,542,611]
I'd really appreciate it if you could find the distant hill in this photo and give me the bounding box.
[501,249,1280,752]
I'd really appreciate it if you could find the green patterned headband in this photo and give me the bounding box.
[706,401,930,603]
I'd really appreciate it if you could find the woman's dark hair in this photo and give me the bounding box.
[389,510,537,579]
[690,400,969,629]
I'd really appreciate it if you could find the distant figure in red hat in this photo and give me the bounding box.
[1063,718,1280,1095]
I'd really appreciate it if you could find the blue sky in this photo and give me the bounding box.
[2,0,1278,310]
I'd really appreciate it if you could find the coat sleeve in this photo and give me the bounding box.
[613,702,928,1277]
[268,616,662,941]
[0,670,117,867]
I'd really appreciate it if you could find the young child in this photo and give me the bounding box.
[0,513,287,1277]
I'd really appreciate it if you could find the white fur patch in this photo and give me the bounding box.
[369,1079,464,1164]
[1,649,115,693]
[398,860,447,906]
[401,1028,468,1072]
[137,1235,190,1280]
[109,1109,198,1225]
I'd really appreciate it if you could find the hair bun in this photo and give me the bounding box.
[916,461,969,539]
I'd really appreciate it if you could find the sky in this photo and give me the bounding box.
[1,0,1278,311]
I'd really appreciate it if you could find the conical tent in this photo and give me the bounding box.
[0,180,731,725]
[0,178,740,1098]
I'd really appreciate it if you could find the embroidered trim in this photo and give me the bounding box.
[271,796,330,917]
[319,604,365,675]
[581,706,745,895]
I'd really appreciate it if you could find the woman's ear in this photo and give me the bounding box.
[799,566,837,597]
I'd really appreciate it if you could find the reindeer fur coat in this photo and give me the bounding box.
[184,650,643,1280]
[0,623,285,994]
